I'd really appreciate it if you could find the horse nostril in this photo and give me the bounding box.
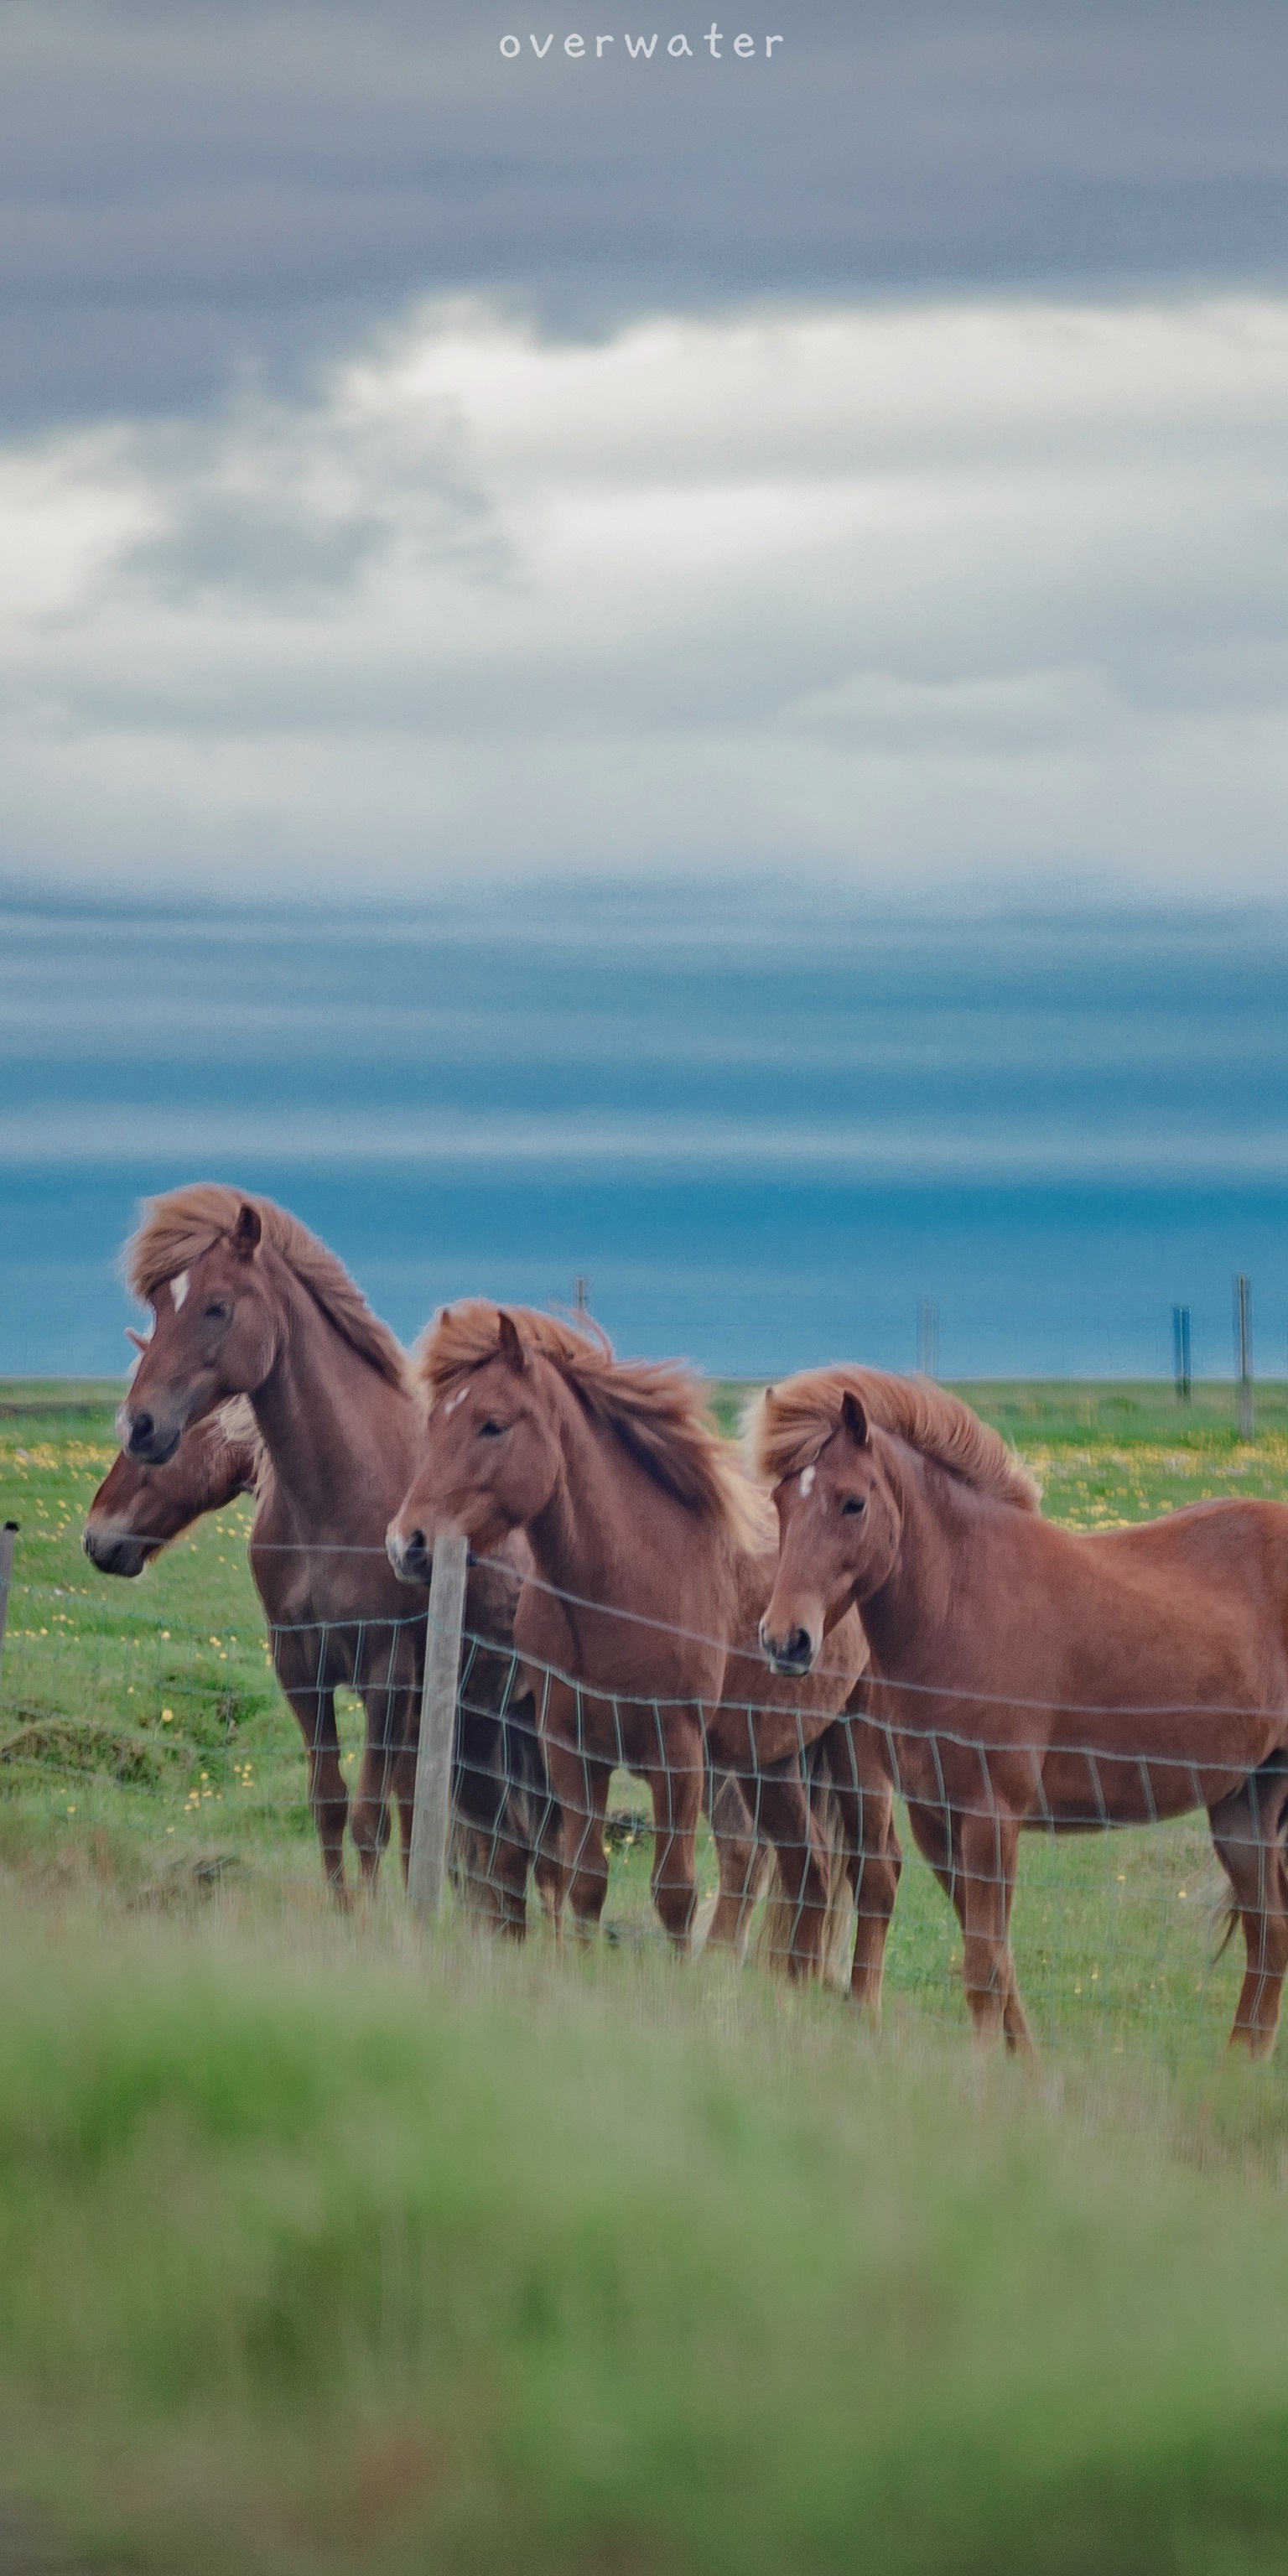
[388,1525,430,1582]
[790,1628,812,1665]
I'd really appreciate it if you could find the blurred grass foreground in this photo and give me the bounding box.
[6,1380,1288,2570]
[7,1902,1288,2574]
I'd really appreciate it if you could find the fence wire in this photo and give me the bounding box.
[0,1561,1272,2063]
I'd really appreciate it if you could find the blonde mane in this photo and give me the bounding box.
[418,1300,772,1553]
[124,1185,408,1391]
[214,1395,270,1497]
[747,1367,1041,1514]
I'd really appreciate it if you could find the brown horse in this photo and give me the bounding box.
[756,1365,1288,2056]
[387,1303,893,1984]
[84,1398,261,1576]
[86,1374,548,1936]
[114,1186,543,1919]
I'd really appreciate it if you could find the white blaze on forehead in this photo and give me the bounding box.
[800,1464,816,1497]
[170,1271,190,1311]
[442,1387,468,1415]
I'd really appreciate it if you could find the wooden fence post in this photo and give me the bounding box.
[0,1524,18,1702]
[408,1530,469,1920]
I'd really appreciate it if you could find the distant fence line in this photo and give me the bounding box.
[0,1533,1276,2061]
[4,1264,1288,1391]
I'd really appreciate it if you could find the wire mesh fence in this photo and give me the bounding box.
[0,1547,1269,2067]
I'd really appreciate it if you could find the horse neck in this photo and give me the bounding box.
[523,1369,729,1628]
[248,1262,412,1537]
[858,1438,979,1674]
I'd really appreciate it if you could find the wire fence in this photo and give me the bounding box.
[0,1540,1270,2066]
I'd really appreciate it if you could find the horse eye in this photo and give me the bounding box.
[478,1419,506,1439]
[840,1496,867,1518]
[204,1302,231,1323]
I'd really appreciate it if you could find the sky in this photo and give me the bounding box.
[3,0,1288,900]
[4,4,1287,1379]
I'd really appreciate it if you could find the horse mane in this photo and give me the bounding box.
[214,1396,270,1497]
[124,1185,408,1391]
[418,1300,773,1553]
[746,1368,1041,1514]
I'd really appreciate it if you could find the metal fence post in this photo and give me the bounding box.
[917,1298,939,1378]
[0,1523,18,1703]
[408,1530,469,1919]
[1234,1274,1254,1442]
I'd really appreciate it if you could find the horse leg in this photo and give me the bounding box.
[750,1762,833,1981]
[503,1688,562,1938]
[1210,1766,1288,2059]
[906,1800,1029,2047]
[486,1799,535,1939]
[822,1722,902,2017]
[704,1769,775,1959]
[537,1682,609,1947]
[958,1809,1033,2052]
[274,1631,350,1909]
[826,1773,901,2017]
[564,1754,613,1943]
[532,1795,569,1935]
[645,1726,704,1955]
[449,1806,530,1940]
[351,1655,405,1893]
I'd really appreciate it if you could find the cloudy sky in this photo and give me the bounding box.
[5,0,1288,899]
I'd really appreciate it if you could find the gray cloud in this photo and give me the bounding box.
[3,293,1288,897]
[4,0,1288,425]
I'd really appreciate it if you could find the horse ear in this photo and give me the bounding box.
[496,1311,527,1374]
[840,1389,870,1447]
[125,1327,149,1352]
[231,1202,262,1261]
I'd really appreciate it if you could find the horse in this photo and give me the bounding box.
[386,1302,895,1986]
[84,1397,261,1576]
[113,1187,547,1920]
[85,1381,548,1937]
[754,1365,1288,2057]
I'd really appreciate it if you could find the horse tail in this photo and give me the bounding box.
[702,1770,776,1961]
[447,1816,505,1929]
[447,1680,552,1936]
[750,1758,854,1991]
[813,1774,858,1996]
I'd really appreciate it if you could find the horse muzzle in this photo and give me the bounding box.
[387,1523,432,1587]
[758,1617,818,1678]
[82,1522,153,1578]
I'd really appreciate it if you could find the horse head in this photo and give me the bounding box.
[759,1391,901,1674]
[387,1312,563,1581]
[85,1402,258,1576]
[117,1202,278,1462]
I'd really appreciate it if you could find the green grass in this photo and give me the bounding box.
[7,1896,1288,2574]
[0,1385,347,1883]
[7,1382,1288,2566]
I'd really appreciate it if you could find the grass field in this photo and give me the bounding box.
[5,1378,1288,2570]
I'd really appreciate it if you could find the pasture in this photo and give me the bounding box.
[4,1376,1288,2569]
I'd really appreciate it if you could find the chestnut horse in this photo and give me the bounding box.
[387,1303,894,1985]
[85,1398,261,1577]
[756,1365,1288,2057]
[113,1187,544,1919]
[85,1384,548,1937]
